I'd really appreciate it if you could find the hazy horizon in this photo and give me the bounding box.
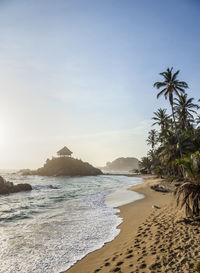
[0,0,200,169]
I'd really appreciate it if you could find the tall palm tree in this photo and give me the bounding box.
[154,67,189,158]
[174,93,199,130]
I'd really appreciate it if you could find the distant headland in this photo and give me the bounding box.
[19,146,102,177]
[101,157,139,172]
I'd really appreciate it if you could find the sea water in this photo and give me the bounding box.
[0,172,143,273]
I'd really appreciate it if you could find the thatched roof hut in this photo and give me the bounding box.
[57,146,72,157]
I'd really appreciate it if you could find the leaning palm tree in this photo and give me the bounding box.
[154,67,189,158]
[174,93,199,130]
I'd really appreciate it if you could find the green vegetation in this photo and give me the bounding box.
[140,67,200,216]
[21,157,102,176]
[175,152,200,217]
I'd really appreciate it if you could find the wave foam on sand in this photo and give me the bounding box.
[66,175,200,273]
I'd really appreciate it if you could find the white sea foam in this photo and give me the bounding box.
[105,187,144,207]
[0,173,143,273]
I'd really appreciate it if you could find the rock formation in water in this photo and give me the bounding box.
[0,176,32,195]
[20,157,102,177]
[102,157,139,172]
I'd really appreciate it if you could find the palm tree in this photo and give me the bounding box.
[146,129,158,151]
[174,94,199,130]
[175,152,200,217]
[154,67,189,158]
[196,115,200,128]
[158,130,180,176]
[152,108,170,131]
[139,157,152,174]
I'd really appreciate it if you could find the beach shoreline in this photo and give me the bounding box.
[66,174,200,272]
[65,174,173,273]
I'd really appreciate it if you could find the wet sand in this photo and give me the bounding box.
[66,175,200,273]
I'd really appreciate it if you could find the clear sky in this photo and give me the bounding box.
[0,0,200,169]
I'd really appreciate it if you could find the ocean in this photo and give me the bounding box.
[0,172,143,273]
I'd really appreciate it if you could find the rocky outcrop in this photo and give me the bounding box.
[0,176,32,195]
[20,157,103,177]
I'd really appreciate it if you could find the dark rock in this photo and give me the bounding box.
[49,185,59,189]
[0,176,32,195]
[12,183,32,193]
[0,176,5,184]
[150,184,170,193]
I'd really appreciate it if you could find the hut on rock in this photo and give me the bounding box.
[57,146,72,157]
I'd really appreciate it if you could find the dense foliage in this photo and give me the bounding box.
[139,68,200,216]
[139,67,200,178]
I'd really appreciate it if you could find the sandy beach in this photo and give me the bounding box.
[66,175,200,273]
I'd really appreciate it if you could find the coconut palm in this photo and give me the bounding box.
[139,157,152,174]
[146,129,158,151]
[152,108,171,131]
[196,115,200,128]
[174,94,199,130]
[154,67,189,157]
[158,130,180,175]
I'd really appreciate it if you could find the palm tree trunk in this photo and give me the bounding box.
[171,103,183,158]
[171,103,185,178]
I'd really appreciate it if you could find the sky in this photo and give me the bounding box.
[0,0,200,169]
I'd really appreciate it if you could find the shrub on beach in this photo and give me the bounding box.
[175,152,200,217]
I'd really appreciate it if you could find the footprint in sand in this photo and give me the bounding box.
[126,254,133,259]
[137,257,143,262]
[111,267,121,272]
[139,262,147,269]
[116,261,123,266]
